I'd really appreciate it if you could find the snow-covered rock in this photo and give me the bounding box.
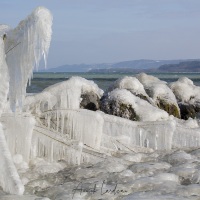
[170,77,200,119]
[169,77,200,104]
[24,76,103,114]
[80,91,100,111]
[101,88,169,121]
[137,73,180,118]
[107,76,153,104]
[178,103,197,120]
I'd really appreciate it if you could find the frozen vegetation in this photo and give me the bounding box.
[0,6,200,200]
[0,6,53,196]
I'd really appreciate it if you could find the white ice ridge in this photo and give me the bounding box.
[1,7,53,111]
[101,112,175,150]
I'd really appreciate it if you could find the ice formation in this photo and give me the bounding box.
[101,88,169,121]
[1,113,35,163]
[102,112,175,150]
[0,6,52,195]
[5,148,199,200]
[107,76,151,100]
[170,77,200,104]
[137,73,180,114]
[2,6,53,111]
[24,76,103,114]
[0,37,24,195]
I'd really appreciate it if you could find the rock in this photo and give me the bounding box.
[24,76,103,114]
[178,103,200,120]
[156,98,180,118]
[101,96,139,121]
[169,77,200,120]
[107,76,153,104]
[137,73,180,118]
[80,91,100,111]
[169,77,200,103]
[100,88,169,121]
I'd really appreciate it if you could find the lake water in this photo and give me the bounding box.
[27,72,200,93]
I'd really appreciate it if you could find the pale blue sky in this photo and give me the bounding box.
[0,0,200,68]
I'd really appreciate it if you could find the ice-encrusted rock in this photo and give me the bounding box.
[170,77,200,104]
[107,76,153,104]
[162,151,194,166]
[153,173,180,183]
[24,76,103,114]
[137,73,180,118]
[170,77,200,119]
[178,103,198,119]
[101,88,169,121]
[80,91,100,111]
[129,161,171,176]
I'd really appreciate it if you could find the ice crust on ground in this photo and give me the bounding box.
[1,148,199,200]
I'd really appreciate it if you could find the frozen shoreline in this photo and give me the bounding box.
[1,6,200,199]
[2,147,200,200]
[1,74,200,199]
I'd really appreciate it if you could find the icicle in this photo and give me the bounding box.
[47,113,51,129]
[60,111,65,135]
[56,110,59,132]
[139,130,142,147]
[0,38,9,114]
[102,113,175,150]
[31,126,83,165]
[173,124,200,148]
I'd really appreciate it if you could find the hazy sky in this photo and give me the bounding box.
[0,0,200,68]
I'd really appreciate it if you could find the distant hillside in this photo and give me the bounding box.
[40,64,91,72]
[158,61,200,72]
[88,59,200,73]
[88,59,197,73]
[110,59,181,69]
[40,59,190,73]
